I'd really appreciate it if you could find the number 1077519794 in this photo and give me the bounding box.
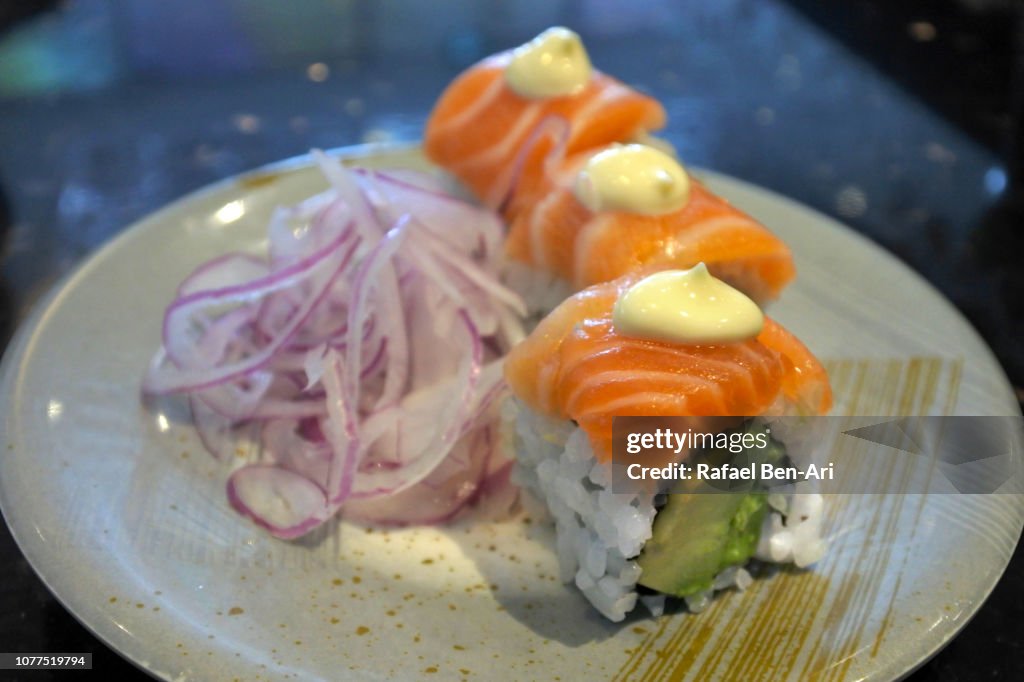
[0,653,91,670]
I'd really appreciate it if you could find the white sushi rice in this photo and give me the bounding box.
[754,486,827,568]
[506,399,827,621]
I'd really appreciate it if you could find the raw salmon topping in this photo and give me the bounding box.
[504,274,831,460]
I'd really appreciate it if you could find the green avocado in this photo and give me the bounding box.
[636,423,785,598]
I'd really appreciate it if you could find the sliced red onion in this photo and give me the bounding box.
[302,344,329,390]
[144,156,525,538]
[189,372,272,420]
[178,253,268,298]
[190,395,240,461]
[342,216,411,409]
[344,425,496,526]
[413,227,526,316]
[261,419,332,487]
[147,228,359,393]
[321,349,360,505]
[356,169,504,265]
[347,312,482,501]
[268,195,351,267]
[226,465,330,539]
[362,167,452,197]
[312,149,379,234]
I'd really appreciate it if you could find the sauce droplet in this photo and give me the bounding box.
[613,264,764,344]
[574,144,690,215]
[505,27,592,99]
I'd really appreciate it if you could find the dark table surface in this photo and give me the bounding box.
[1,1,1022,680]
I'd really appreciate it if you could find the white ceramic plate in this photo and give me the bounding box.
[1,146,1021,681]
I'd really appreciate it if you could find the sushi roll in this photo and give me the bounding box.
[503,265,832,620]
[504,143,796,308]
[424,27,666,210]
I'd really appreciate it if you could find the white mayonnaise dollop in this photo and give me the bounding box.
[505,27,592,99]
[574,144,690,215]
[612,264,764,344]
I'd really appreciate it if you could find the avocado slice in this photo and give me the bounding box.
[636,423,785,598]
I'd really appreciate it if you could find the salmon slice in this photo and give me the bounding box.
[424,52,666,209]
[504,274,832,461]
[505,150,796,303]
